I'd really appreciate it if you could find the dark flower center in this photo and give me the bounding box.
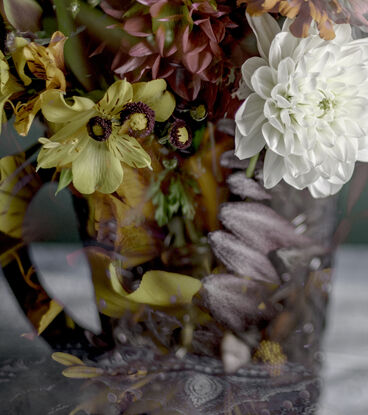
[87,117,112,142]
[120,101,155,138]
[169,120,192,150]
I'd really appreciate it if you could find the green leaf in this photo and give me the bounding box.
[153,191,169,227]
[123,3,148,19]
[55,168,73,195]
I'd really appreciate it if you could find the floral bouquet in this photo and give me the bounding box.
[1,0,368,414]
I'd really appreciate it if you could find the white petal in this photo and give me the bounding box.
[262,122,288,156]
[308,178,343,198]
[234,124,265,160]
[263,150,284,188]
[333,24,352,45]
[235,93,266,136]
[236,80,252,100]
[331,136,358,163]
[277,57,295,84]
[241,57,267,90]
[329,162,354,184]
[246,13,281,61]
[269,32,299,69]
[251,66,274,100]
[284,169,318,190]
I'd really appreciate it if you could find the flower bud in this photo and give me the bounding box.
[0,0,42,32]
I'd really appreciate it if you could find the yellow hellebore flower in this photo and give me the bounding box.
[37,79,175,194]
[0,50,23,133]
[12,31,67,136]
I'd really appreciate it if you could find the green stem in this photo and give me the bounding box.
[53,0,96,91]
[184,218,200,244]
[77,2,135,52]
[245,153,259,178]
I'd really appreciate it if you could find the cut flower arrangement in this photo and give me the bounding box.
[0,0,368,414]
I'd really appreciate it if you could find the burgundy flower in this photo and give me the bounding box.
[106,0,239,101]
[112,25,178,81]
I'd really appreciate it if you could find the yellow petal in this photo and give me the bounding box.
[88,250,201,318]
[12,37,32,85]
[132,79,167,102]
[0,52,23,133]
[14,32,67,91]
[52,352,85,367]
[35,299,64,335]
[126,270,201,307]
[37,129,90,170]
[41,89,95,123]
[0,93,12,134]
[72,140,124,194]
[62,365,104,378]
[88,249,140,317]
[132,79,175,122]
[97,79,133,116]
[14,95,41,136]
[109,133,151,169]
[47,31,67,71]
[1,49,23,95]
[151,88,176,122]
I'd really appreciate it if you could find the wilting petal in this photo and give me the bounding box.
[0,154,41,239]
[13,95,41,136]
[11,37,32,86]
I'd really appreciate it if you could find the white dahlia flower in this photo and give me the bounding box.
[235,13,368,197]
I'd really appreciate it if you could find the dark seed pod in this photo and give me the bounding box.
[169,120,192,150]
[190,103,207,122]
[120,101,155,138]
[87,116,112,142]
